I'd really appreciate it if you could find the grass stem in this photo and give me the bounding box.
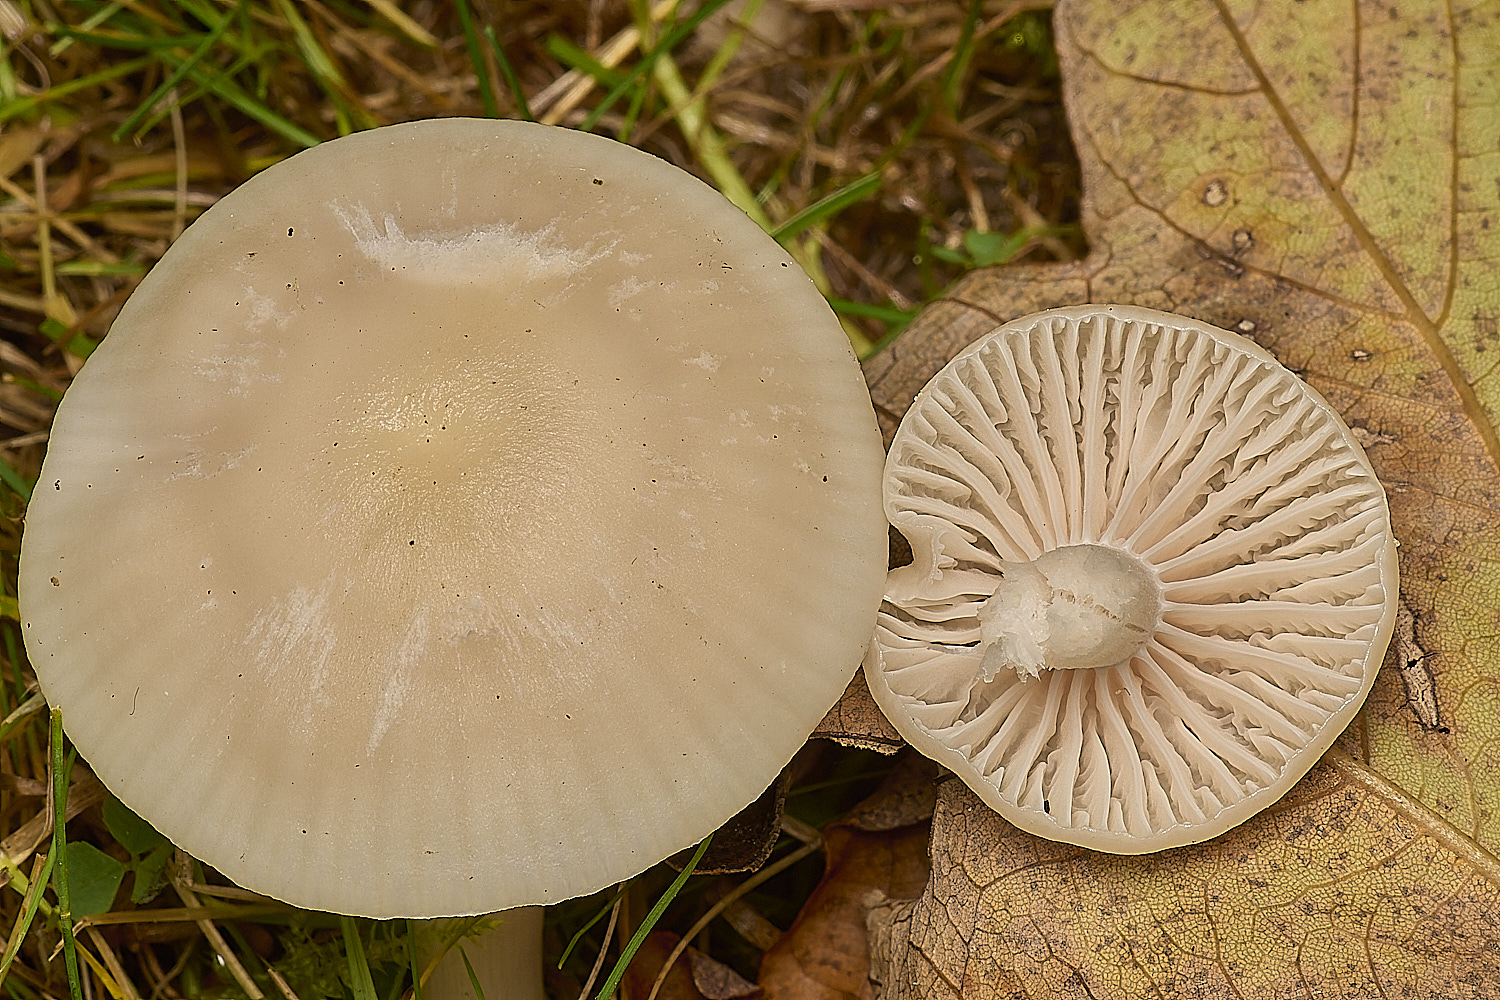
[593,835,711,1000]
[50,709,83,1000]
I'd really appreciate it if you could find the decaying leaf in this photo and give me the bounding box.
[623,931,707,1000]
[858,0,1500,995]
[690,947,763,999]
[621,930,763,999]
[759,757,936,999]
[814,674,905,754]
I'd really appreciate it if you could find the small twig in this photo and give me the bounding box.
[0,771,105,869]
[361,0,437,47]
[50,710,83,1000]
[954,149,990,232]
[170,861,264,999]
[574,895,621,1000]
[0,853,54,995]
[88,188,218,207]
[1003,188,1072,259]
[266,966,303,1000]
[75,903,287,928]
[265,965,303,1000]
[145,936,194,1000]
[644,835,822,1000]
[187,882,274,902]
[813,228,913,309]
[1,432,48,450]
[0,287,45,313]
[85,927,140,1000]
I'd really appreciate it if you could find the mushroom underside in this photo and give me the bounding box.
[866,305,1397,852]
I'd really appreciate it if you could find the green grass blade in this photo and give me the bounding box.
[340,917,378,1000]
[38,317,98,360]
[0,455,33,502]
[770,172,881,244]
[453,0,497,117]
[592,835,711,1000]
[483,26,530,120]
[364,0,437,47]
[693,0,762,95]
[48,1,126,56]
[45,29,198,52]
[544,34,626,87]
[826,296,919,326]
[273,0,345,88]
[940,0,983,115]
[111,1,240,142]
[172,0,226,30]
[557,886,625,969]
[406,920,423,1000]
[579,0,734,133]
[176,57,321,148]
[457,946,486,1000]
[9,376,61,402]
[50,710,82,1000]
[0,56,153,125]
[53,261,149,277]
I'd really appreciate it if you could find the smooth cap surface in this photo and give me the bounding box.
[20,119,888,916]
[865,304,1398,853]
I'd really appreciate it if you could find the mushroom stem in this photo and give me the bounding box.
[977,544,1161,680]
[422,907,544,1000]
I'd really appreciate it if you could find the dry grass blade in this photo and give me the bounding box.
[169,859,263,999]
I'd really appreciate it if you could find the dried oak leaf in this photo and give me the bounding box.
[759,757,937,999]
[857,0,1500,996]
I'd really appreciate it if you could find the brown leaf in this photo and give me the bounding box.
[861,0,1500,996]
[759,761,935,999]
[623,931,707,1000]
[812,673,904,754]
[672,770,792,876]
[690,948,762,998]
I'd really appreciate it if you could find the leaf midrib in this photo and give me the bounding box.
[1207,0,1497,470]
[1329,749,1500,889]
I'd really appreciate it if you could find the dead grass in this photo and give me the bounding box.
[0,1,1080,997]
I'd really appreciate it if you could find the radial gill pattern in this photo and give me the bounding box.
[865,305,1398,853]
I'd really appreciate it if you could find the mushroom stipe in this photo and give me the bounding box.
[865,304,1398,854]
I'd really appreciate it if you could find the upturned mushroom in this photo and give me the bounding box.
[19,118,888,994]
[864,304,1397,853]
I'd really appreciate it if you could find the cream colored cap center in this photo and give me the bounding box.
[977,543,1161,681]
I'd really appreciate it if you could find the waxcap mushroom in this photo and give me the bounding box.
[864,304,1398,853]
[19,118,888,917]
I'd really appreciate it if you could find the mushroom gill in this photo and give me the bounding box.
[864,304,1398,853]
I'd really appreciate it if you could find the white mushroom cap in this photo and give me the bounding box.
[865,304,1397,853]
[19,118,887,916]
